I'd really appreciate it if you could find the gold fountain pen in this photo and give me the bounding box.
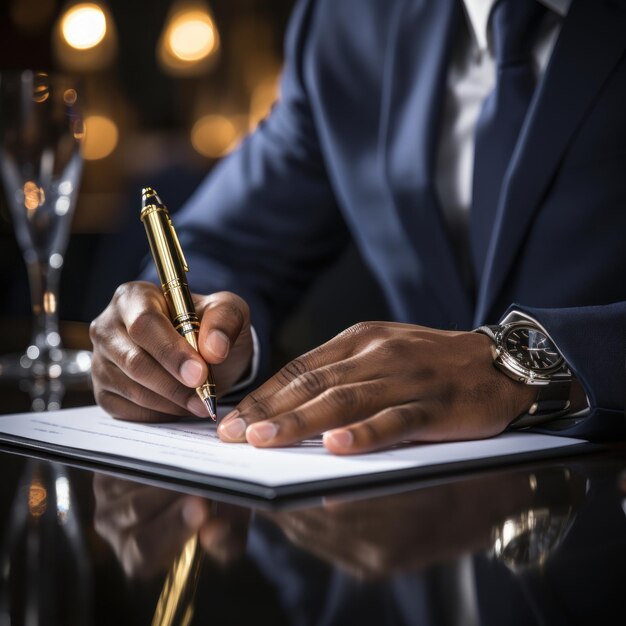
[140,187,217,419]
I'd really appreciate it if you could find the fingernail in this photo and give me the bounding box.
[182,498,207,529]
[324,429,354,450]
[247,422,278,445]
[219,417,247,440]
[206,330,230,359]
[180,359,204,387]
[188,396,208,417]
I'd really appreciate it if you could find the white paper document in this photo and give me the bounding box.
[0,405,588,498]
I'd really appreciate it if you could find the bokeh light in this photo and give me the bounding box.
[168,11,215,61]
[158,1,220,76]
[61,3,107,50]
[191,114,240,159]
[82,114,119,160]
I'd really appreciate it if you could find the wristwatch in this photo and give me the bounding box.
[475,321,572,428]
[488,467,587,573]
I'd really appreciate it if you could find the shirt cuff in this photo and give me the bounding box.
[226,325,261,394]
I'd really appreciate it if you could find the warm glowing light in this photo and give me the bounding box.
[23,181,45,214]
[29,480,47,517]
[82,114,118,160]
[61,3,107,50]
[249,75,280,130]
[63,88,78,105]
[191,114,240,158]
[33,83,50,103]
[158,2,220,76]
[54,2,116,70]
[168,11,215,61]
[43,290,57,314]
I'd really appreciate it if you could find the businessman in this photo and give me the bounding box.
[90,0,626,453]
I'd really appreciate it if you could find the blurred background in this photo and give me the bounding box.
[0,0,388,369]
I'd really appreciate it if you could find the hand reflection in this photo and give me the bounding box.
[263,467,585,581]
[93,474,250,579]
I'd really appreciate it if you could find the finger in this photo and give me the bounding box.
[112,282,209,388]
[323,401,437,455]
[94,487,182,535]
[233,331,355,413]
[96,389,186,423]
[93,355,206,418]
[199,520,247,566]
[95,322,211,414]
[118,497,202,579]
[218,357,369,441]
[196,292,250,364]
[92,473,139,502]
[221,380,390,447]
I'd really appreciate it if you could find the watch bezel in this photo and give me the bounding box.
[493,322,566,385]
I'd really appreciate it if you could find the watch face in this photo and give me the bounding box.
[503,326,562,372]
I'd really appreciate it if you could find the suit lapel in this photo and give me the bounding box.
[381,0,472,328]
[475,0,626,325]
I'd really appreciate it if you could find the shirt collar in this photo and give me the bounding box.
[462,0,572,52]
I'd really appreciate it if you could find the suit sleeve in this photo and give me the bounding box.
[140,0,347,382]
[507,302,626,441]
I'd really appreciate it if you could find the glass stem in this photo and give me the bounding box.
[25,258,62,363]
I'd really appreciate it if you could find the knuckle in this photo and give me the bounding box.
[279,357,310,383]
[124,345,148,375]
[248,400,272,422]
[207,292,249,328]
[245,400,273,424]
[380,337,405,356]
[169,383,195,407]
[294,370,327,396]
[95,388,115,412]
[222,301,245,330]
[388,406,416,432]
[346,321,375,338]
[154,340,183,370]
[285,410,307,431]
[113,282,132,302]
[357,420,380,445]
[126,310,154,342]
[126,383,152,409]
[322,385,359,409]
[88,318,101,343]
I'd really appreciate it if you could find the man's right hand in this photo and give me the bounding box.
[90,281,253,422]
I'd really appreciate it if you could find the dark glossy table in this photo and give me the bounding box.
[0,325,625,625]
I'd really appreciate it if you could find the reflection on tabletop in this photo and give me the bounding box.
[92,467,586,583]
[92,474,250,579]
[87,459,626,625]
[1,459,93,625]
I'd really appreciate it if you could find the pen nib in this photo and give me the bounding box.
[204,396,217,421]
[141,187,165,209]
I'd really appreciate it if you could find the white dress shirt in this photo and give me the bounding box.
[435,0,571,237]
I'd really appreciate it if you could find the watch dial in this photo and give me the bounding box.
[504,326,562,371]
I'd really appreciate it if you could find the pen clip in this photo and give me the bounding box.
[168,215,189,273]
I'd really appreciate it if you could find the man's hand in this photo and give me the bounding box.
[263,471,538,580]
[218,322,536,454]
[93,475,249,578]
[90,281,253,422]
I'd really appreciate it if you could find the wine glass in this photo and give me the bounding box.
[0,70,92,381]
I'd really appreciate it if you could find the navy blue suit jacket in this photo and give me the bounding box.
[158,0,626,439]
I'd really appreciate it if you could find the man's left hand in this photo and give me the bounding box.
[218,322,537,454]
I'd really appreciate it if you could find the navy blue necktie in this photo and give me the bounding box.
[470,0,546,277]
